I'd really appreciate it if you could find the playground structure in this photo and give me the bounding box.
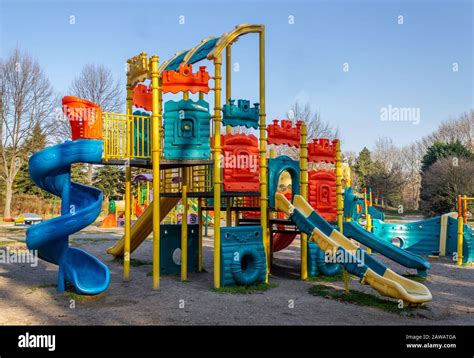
[99,174,151,228]
[24,24,444,305]
[347,189,474,266]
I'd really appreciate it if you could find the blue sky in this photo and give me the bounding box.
[1,0,472,152]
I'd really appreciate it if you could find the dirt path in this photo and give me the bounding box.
[0,225,473,325]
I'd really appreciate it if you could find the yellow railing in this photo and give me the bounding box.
[159,166,212,194]
[102,112,151,160]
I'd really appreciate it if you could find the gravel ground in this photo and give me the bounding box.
[0,224,473,325]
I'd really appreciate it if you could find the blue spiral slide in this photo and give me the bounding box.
[26,139,110,294]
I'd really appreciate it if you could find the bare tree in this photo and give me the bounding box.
[287,101,338,140]
[67,63,124,183]
[70,63,123,112]
[280,101,338,157]
[0,48,55,218]
[400,142,424,209]
[421,111,474,151]
[372,137,404,173]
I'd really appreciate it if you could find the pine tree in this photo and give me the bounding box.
[93,165,125,200]
[353,147,375,188]
[421,140,474,173]
[13,122,49,197]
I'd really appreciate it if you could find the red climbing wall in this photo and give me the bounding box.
[308,169,337,222]
[221,134,260,192]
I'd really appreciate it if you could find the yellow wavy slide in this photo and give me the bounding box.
[275,193,432,304]
[107,197,180,257]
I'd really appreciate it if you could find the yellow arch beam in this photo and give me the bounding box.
[182,37,217,65]
[207,24,263,60]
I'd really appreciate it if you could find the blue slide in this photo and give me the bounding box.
[343,221,430,276]
[26,139,110,294]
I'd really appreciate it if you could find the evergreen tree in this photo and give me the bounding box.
[71,163,91,186]
[353,147,375,188]
[421,140,474,173]
[13,122,49,197]
[93,165,125,200]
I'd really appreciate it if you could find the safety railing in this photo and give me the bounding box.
[190,165,212,192]
[160,166,212,194]
[161,168,181,193]
[102,112,151,160]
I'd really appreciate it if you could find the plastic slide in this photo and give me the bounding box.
[99,213,117,228]
[134,201,144,218]
[107,197,180,257]
[275,193,432,304]
[26,139,110,294]
[343,221,430,276]
[273,232,297,252]
[368,205,385,221]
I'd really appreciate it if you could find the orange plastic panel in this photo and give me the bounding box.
[308,138,337,163]
[221,134,260,192]
[132,84,152,111]
[62,96,102,140]
[267,119,302,147]
[308,169,337,222]
[162,64,210,94]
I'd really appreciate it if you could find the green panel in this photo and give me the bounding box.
[160,224,199,274]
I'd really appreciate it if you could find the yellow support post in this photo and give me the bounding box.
[197,197,203,272]
[213,55,223,288]
[463,195,468,224]
[259,26,269,281]
[146,181,150,206]
[181,182,188,281]
[342,269,350,292]
[364,188,372,254]
[336,139,349,292]
[457,195,464,266]
[335,140,343,234]
[225,45,232,227]
[123,80,133,282]
[151,55,162,290]
[300,122,308,280]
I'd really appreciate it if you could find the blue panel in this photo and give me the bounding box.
[165,51,189,71]
[161,224,199,274]
[447,216,474,263]
[343,221,430,272]
[186,37,220,64]
[222,99,259,129]
[220,226,266,287]
[372,216,442,256]
[307,241,341,276]
[343,186,360,219]
[163,99,211,159]
[369,206,385,221]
